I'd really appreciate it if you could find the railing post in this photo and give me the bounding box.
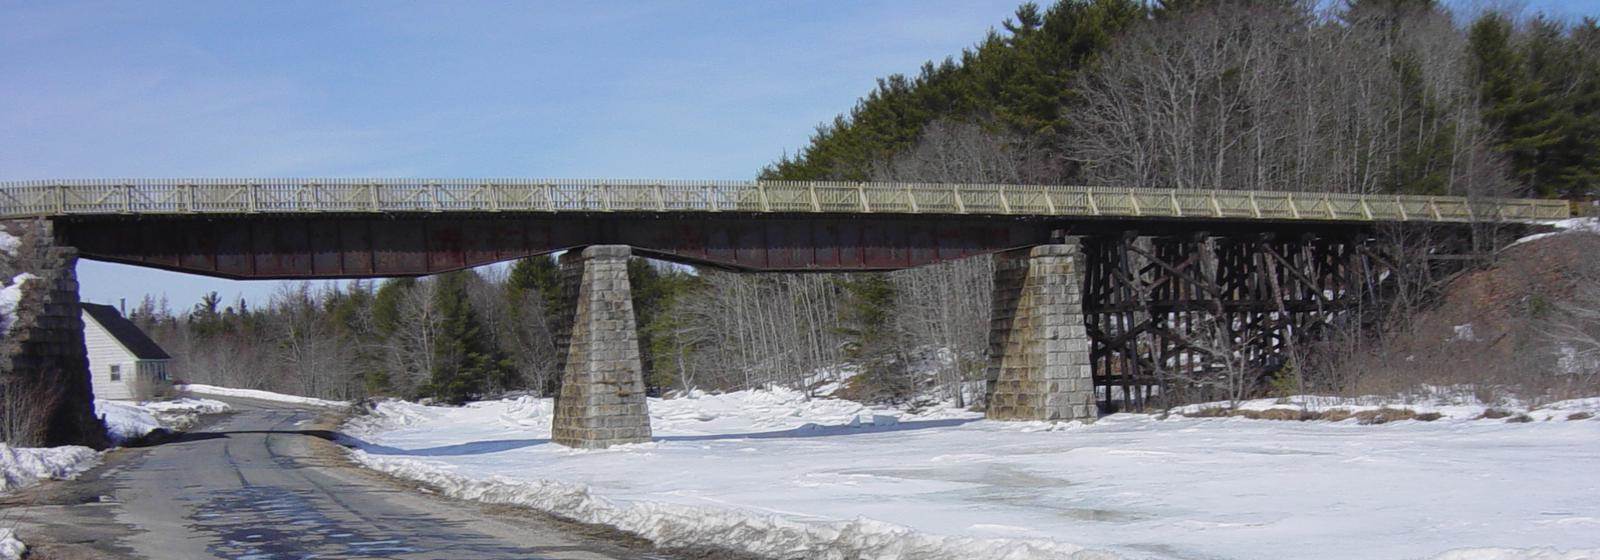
[1209,190,1223,217]
[56,184,66,214]
[124,183,133,213]
[998,185,1012,214]
[1086,188,1100,216]
[1325,194,1336,219]
[655,184,667,211]
[1396,195,1407,221]
[706,184,718,212]
[489,182,500,212]
[1429,199,1443,221]
[1286,195,1301,219]
[1249,192,1261,218]
[1041,186,1055,214]
[857,182,871,213]
[1128,188,1141,216]
[808,183,821,212]
[907,184,920,213]
[953,184,966,213]
[757,182,771,212]
[370,182,380,212]
[1360,196,1373,220]
[1170,191,1182,217]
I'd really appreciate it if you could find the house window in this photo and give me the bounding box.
[109,364,122,382]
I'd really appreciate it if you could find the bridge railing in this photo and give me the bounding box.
[0,178,1570,223]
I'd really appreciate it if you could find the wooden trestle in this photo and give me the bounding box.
[1079,233,1388,412]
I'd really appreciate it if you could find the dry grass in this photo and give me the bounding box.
[1505,413,1534,423]
[1568,411,1594,421]
[1182,406,1441,424]
[1333,233,1600,404]
[1478,408,1514,419]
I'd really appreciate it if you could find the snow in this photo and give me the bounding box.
[346,389,1600,560]
[0,272,37,332]
[0,231,19,256]
[1171,391,1599,422]
[97,398,231,443]
[0,528,22,560]
[177,384,347,407]
[0,443,99,494]
[96,400,162,443]
[1432,548,1600,560]
[1511,217,1600,246]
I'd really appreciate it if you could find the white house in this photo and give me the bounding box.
[82,302,172,401]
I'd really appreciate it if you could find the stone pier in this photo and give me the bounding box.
[0,219,107,447]
[985,241,1096,422]
[551,245,652,448]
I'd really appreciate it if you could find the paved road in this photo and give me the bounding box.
[2,398,691,559]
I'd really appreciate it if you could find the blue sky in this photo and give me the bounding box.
[2,0,1596,312]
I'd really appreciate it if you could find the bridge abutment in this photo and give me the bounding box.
[551,245,652,449]
[985,241,1096,422]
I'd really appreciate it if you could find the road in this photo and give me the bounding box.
[1,397,701,560]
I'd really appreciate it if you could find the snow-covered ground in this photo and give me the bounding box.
[1512,217,1600,246]
[0,528,23,560]
[97,397,231,443]
[177,384,347,407]
[345,389,1600,560]
[0,443,99,494]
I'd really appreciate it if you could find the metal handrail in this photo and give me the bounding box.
[0,178,1570,223]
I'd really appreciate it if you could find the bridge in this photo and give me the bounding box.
[0,179,1568,448]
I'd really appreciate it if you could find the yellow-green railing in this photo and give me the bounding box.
[0,179,1570,223]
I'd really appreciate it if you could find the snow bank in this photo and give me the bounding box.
[96,398,231,442]
[352,450,1110,560]
[96,400,163,444]
[348,388,1600,560]
[0,443,99,493]
[1512,217,1600,246]
[1171,391,1600,422]
[0,528,22,560]
[1433,548,1600,560]
[0,272,37,332]
[177,384,347,407]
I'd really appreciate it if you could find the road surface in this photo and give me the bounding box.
[1,397,708,559]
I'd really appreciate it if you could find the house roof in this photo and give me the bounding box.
[81,303,171,360]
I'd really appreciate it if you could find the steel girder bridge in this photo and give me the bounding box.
[0,179,1569,423]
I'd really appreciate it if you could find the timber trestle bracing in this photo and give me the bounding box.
[1078,234,1382,413]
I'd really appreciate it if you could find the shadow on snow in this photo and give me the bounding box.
[150,417,981,457]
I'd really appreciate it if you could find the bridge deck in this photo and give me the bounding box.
[0,179,1570,223]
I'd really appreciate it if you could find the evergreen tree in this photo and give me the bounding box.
[425,271,514,404]
[836,274,912,403]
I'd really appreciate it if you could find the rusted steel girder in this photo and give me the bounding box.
[52,213,1045,278]
[52,213,1394,278]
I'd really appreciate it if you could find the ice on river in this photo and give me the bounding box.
[345,388,1600,559]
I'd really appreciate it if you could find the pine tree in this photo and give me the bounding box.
[425,271,514,404]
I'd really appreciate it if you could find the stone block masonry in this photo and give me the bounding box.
[985,241,1096,422]
[0,219,107,447]
[551,245,653,448]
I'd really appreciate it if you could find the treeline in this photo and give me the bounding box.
[128,257,988,405]
[764,0,1599,200]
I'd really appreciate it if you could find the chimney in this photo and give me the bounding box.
[120,298,126,316]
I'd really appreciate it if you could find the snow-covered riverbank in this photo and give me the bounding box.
[345,389,1600,560]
